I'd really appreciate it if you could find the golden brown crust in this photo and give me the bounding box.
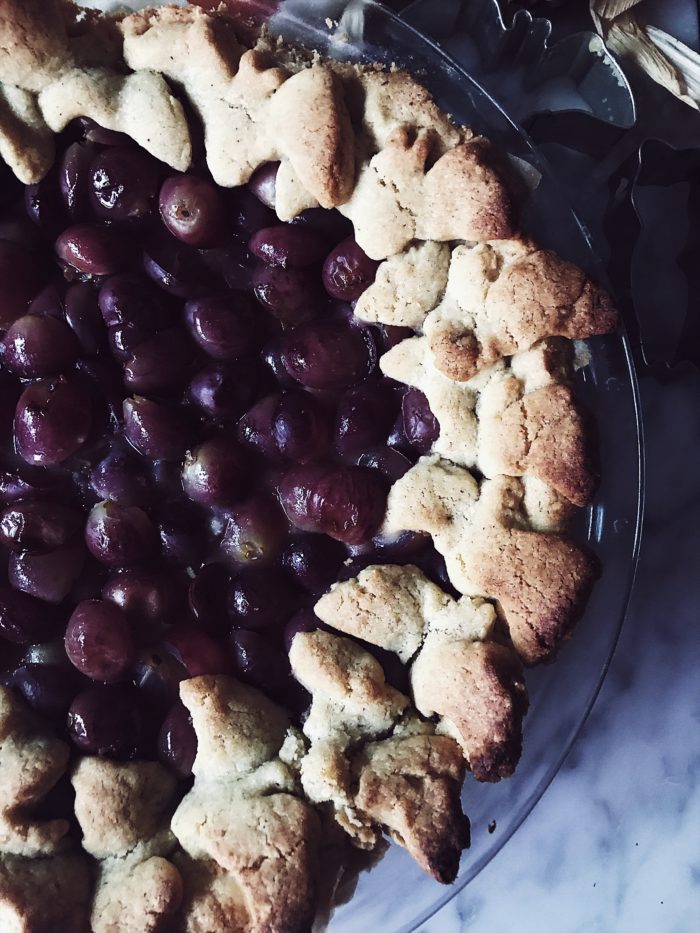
[0,851,92,933]
[0,687,70,857]
[91,857,183,933]
[412,640,527,781]
[354,735,469,884]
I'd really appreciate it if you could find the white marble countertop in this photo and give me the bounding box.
[420,367,700,931]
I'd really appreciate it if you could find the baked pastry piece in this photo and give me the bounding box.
[0,0,618,929]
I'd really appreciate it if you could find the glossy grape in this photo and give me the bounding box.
[12,662,81,720]
[158,702,197,777]
[230,628,291,696]
[89,449,151,506]
[252,263,317,325]
[59,141,94,220]
[2,314,79,378]
[65,599,133,683]
[249,225,327,269]
[189,361,261,421]
[163,627,231,677]
[64,283,104,355]
[247,162,278,209]
[159,175,225,247]
[0,499,81,552]
[227,566,299,631]
[281,536,345,594]
[123,397,193,461]
[181,438,249,508]
[0,585,62,644]
[55,223,131,276]
[334,380,399,459]
[90,146,159,220]
[85,501,159,568]
[102,569,182,627]
[322,237,380,301]
[9,540,86,604]
[122,328,193,394]
[402,387,440,453]
[184,293,260,360]
[278,463,388,544]
[14,377,92,465]
[220,495,288,566]
[280,320,376,390]
[67,684,142,757]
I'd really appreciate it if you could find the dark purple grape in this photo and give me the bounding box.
[230,628,291,696]
[184,293,260,361]
[98,273,170,329]
[67,684,142,757]
[283,608,323,653]
[142,232,209,298]
[102,569,183,627]
[281,536,345,595]
[59,141,94,219]
[132,649,186,710]
[79,119,132,147]
[278,464,388,544]
[247,162,278,209]
[0,469,52,504]
[163,626,231,677]
[158,702,197,777]
[0,500,81,551]
[262,343,297,388]
[181,438,249,508]
[188,563,229,630]
[0,239,44,328]
[0,585,62,644]
[9,540,86,604]
[14,378,91,465]
[55,223,132,276]
[123,328,193,394]
[25,174,65,236]
[12,663,81,720]
[123,397,193,461]
[189,361,261,421]
[227,566,299,631]
[402,387,440,454]
[155,500,207,567]
[64,283,104,355]
[229,187,276,238]
[237,394,283,461]
[220,495,288,566]
[358,446,413,482]
[249,225,327,269]
[280,320,376,390]
[85,501,159,568]
[27,284,64,319]
[334,380,400,459]
[90,147,159,220]
[108,321,155,362]
[252,263,317,325]
[272,391,331,463]
[2,314,79,378]
[159,175,225,247]
[322,237,380,301]
[376,323,415,352]
[65,599,133,683]
[202,237,254,291]
[89,449,151,506]
[291,208,353,244]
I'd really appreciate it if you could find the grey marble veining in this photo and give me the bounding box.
[420,368,700,932]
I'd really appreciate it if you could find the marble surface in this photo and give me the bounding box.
[420,367,700,932]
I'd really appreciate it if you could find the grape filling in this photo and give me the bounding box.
[0,123,442,771]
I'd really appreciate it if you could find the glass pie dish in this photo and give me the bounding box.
[33,1,644,929]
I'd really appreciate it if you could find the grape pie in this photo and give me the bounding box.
[0,1,618,930]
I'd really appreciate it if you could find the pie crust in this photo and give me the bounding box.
[0,1,619,930]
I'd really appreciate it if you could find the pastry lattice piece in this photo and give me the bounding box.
[384,457,598,664]
[357,239,617,375]
[0,686,71,857]
[171,675,321,933]
[289,630,470,881]
[381,334,594,507]
[71,758,183,933]
[314,564,528,781]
